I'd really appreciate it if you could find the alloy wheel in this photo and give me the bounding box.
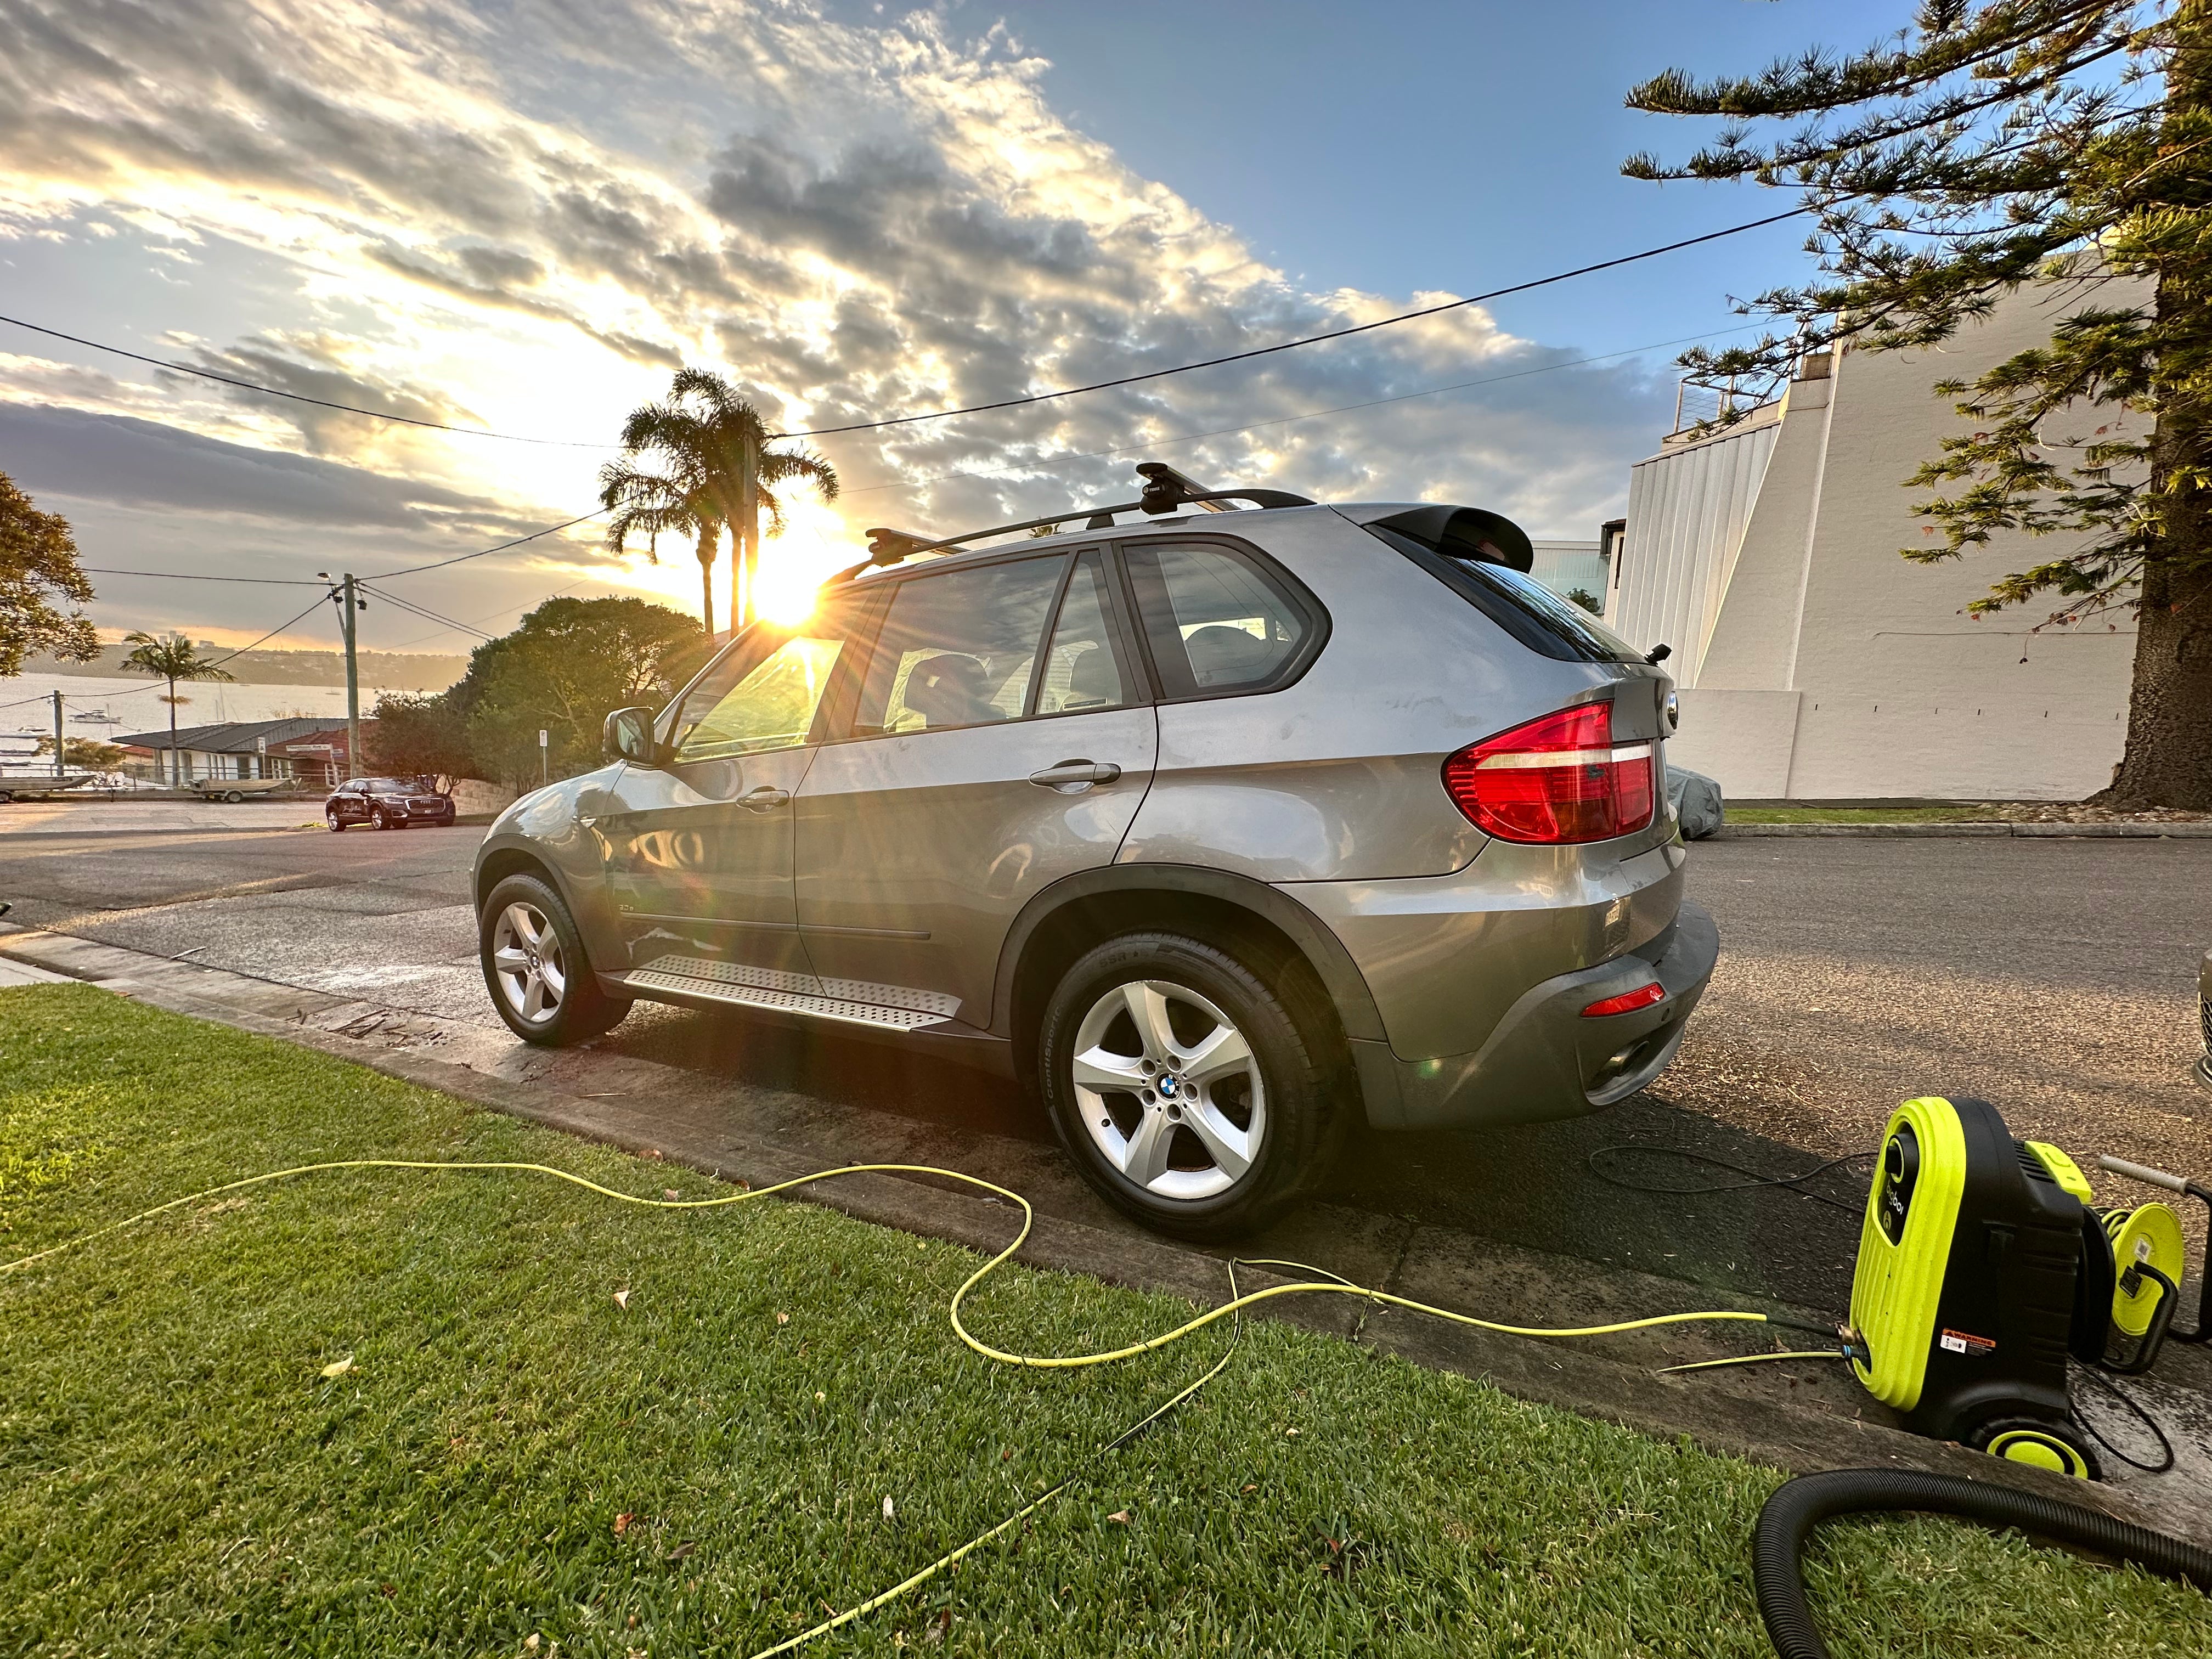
[1070,979,1265,1200]
[490,901,567,1024]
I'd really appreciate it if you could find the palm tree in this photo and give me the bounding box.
[121,631,234,786]
[599,369,838,633]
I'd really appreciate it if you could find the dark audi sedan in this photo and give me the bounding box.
[326,776,456,831]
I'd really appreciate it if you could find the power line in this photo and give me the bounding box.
[16,318,1762,653]
[80,567,327,586]
[368,510,611,580]
[380,578,593,651]
[0,593,336,719]
[356,582,493,640]
[199,594,335,669]
[369,320,1761,575]
[0,313,617,448]
[779,208,1812,438]
[0,208,1809,450]
[839,321,1768,499]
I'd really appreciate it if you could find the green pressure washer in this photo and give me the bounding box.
[1749,1096,2212,1657]
[1842,1094,2208,1480]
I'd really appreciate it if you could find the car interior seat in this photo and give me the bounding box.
[901,653,998,728]
[1062,644,1120,710]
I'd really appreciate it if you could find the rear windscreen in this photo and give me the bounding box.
[1365,523,1644,664]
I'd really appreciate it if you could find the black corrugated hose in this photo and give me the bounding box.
[1754,1469,2212,1659]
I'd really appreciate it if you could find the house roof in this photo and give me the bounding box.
[115,716,355,753]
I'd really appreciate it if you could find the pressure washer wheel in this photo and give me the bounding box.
[1973,1417,2101,1481]
[1037,931,1337,1241]
[478,873,630,1046]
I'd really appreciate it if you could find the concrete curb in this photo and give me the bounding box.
[1714,820,2212,839]
[0,923,2182,1537]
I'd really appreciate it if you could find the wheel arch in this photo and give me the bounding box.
[476,842,630,980]
[475,843,565,911]
[993,864,1384,1074]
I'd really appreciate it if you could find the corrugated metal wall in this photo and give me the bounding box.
[1614,420,1778,686]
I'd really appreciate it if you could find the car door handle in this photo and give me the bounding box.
[738,786,791,812]
[1028,760,1122,791]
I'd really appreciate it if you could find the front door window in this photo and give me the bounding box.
[667,630,847,763]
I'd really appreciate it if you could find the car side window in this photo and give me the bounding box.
[853,555,1064,735]
[1122,540,1313,699]
[1034,550,1131,716]
[667,622,850,764]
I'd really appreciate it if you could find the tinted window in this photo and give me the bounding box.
[669,626,848,763]
[1367,523,1644,664]
[1034,551,1130,716]
[1123,541,1311,698]
[362,778,421,793]
[854,555,1064,735]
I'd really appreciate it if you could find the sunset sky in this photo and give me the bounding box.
[0,0,1913,655]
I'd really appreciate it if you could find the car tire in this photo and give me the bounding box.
[371,809,393,830]
[327,811,346,831]
[1037,931,1336,1241]
[479,872,630,1046]
[222,789,244,804]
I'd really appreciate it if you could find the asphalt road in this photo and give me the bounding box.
[4,803,2207,1313]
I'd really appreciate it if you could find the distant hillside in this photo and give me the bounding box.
[26,646,468,691]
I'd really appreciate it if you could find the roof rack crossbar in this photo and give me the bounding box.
[832,462,1318,586]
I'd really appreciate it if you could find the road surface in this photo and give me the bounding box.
[4,802,2207,1307]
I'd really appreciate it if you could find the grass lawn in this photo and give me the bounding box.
[1726,805,2001,825]
[3,983,2205,1657]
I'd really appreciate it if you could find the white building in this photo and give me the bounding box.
[1607,282,2142,800]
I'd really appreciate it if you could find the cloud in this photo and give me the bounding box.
[161,334,490,454]
[0,401,505,528]
[0,0,1677,655]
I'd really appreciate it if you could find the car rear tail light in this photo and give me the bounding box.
[1582,983,1666,1018]
[1441,701,1655,844]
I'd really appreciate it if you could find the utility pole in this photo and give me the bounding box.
[737,428,759,633]
[50,690,64,777]
[322,572,364,778]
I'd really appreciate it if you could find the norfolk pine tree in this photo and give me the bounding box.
[1626,0,2212,807]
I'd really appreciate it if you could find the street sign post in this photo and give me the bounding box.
[539,728,549,787]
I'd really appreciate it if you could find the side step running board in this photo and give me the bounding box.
[616,966,950,1032]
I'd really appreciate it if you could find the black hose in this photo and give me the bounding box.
[1753,1469,2212,1659]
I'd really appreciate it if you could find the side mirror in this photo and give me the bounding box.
[603,706,658,766]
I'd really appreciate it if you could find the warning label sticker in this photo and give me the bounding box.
[1938,1328,1996,1356]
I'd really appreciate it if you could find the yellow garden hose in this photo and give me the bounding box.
[2,1155,1816,1655]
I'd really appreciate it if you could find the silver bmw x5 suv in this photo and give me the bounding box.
[473,466,1719,1239]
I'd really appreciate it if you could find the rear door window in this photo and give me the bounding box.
[852,554,1065,735]
[1034,550,1134,716]
[1121,540,1317,699]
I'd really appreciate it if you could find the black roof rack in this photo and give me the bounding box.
[836,462,1316,585]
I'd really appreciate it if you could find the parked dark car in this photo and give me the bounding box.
[326,776,455,831]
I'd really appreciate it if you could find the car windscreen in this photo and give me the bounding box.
[1365,524,1644,665]
[362,778,428,793]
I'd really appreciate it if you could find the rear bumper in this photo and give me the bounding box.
[1348,898,1718,1130]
